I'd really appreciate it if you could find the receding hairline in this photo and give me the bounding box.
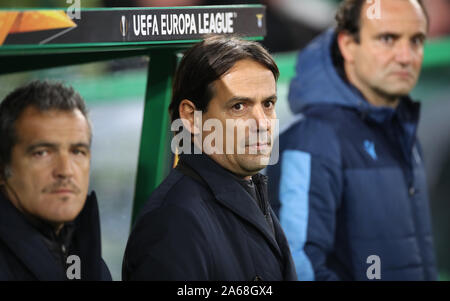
[359,0,429,31]
[13,105,93,145]
[206,58,277,105]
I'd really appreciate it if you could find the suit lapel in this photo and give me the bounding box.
[181,154,283,259]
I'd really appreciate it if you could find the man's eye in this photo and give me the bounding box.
[380,35,394,45]
[264,101,274,109]
[411,36,425,46]
[33,150,48,157]
[73,149,87,156]
[232,103,245,111]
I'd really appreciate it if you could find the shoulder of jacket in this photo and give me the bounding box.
[139,170,212,218]
[278,108,354,167]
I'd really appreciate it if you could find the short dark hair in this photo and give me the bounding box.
[0,80,90,178]
[335,0,429,42]
[169,35,279,123]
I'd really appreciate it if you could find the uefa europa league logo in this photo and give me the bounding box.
[120,15,127,37]
[256,14,263,28]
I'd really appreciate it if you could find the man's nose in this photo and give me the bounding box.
[53,152,74,179]
[395,40,414,65]
[252,105,272,132]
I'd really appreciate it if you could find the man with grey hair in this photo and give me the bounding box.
[0,80,111,280]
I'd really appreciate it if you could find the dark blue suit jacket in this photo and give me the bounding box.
[122,153,297,281]
[0,191,111,281]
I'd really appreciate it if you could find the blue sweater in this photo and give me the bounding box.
[267,29,438,281]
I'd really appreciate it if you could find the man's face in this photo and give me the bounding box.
[348,0,427,100]
[2,107,91,226]
[200,59,277,178]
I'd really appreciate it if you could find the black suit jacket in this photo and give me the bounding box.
[0,191,111,281]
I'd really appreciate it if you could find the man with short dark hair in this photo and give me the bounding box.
[267,0,437,280]
[0,80,111,281]
[122,36,297,281]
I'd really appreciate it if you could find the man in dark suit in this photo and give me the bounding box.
[0,80,111,280]
[122,36,297,281]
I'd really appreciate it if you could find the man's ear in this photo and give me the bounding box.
[179,99,201,135]
[337,32,357,64]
